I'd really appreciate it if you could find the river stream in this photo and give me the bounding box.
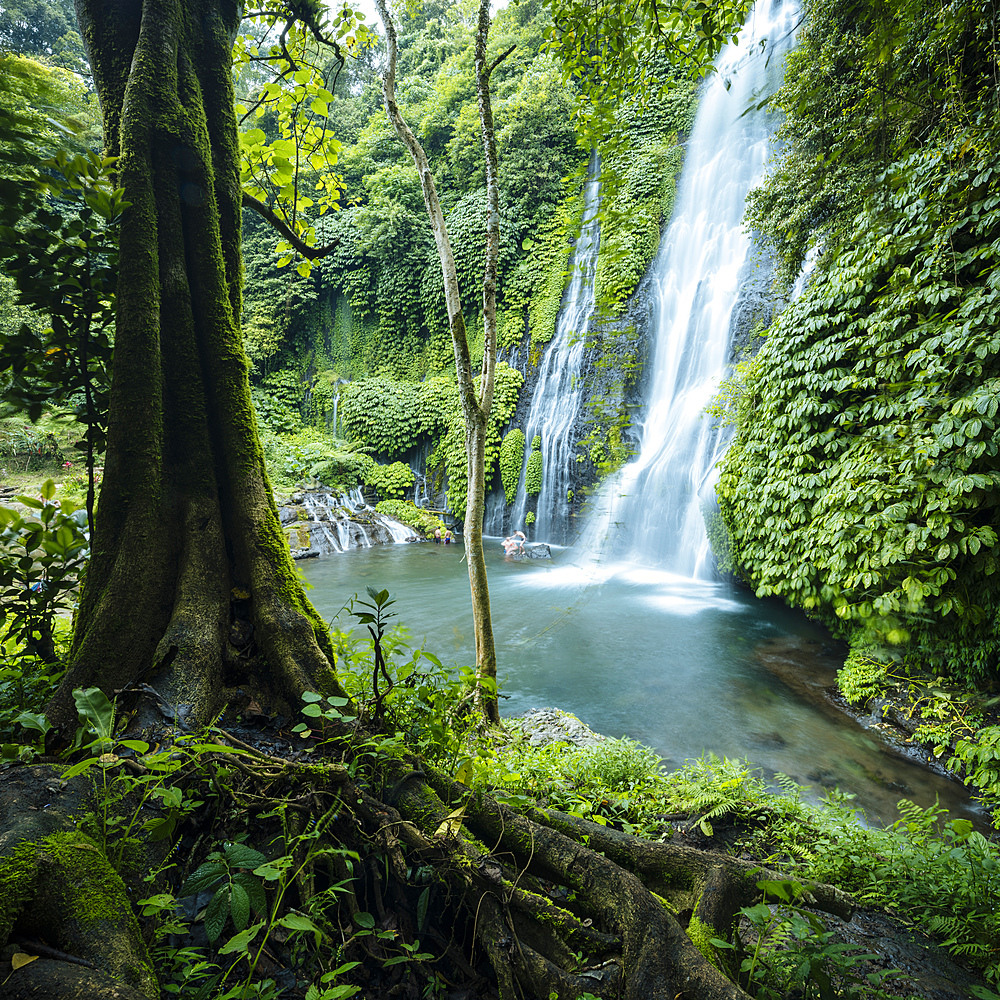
[303,542,980,829]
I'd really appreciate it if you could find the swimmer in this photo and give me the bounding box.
[434,527,442,544]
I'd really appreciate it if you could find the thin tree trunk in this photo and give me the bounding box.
[374,0,502,722]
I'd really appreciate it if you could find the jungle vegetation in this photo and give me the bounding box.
[0,0,999,998]
[715,0,1000,792]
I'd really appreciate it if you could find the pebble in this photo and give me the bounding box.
[505,708,607,748]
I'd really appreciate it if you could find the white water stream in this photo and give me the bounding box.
[289,488,412,556]
[581,0,798,578]
[506,153,603,543]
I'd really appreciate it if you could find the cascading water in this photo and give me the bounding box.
[285,488,413,557]
[504,152,602,543]
[582,0,798,577]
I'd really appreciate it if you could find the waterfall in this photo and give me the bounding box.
[284,488,414,557]
[582,0,798,578]
[504,152,602,543]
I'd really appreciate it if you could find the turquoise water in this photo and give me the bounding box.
[302,541,980,828]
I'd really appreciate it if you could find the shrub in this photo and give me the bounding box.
[498,428,525,504]
[366,461,415,501]
[525,448,543,496]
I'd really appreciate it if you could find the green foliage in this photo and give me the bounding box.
[525,447,543,497]
[782,797,1000,983]
[180,843,270,943]
[717,126,1000,684]
[374,500,445,538]
[594,102,688,316]
[499,183,585,348]
[947,727,1000,815]
[339,376,454,456]
[233,5,377,268]
[0,481,88,663]
[151,804,359,998]
[365,460,415,500]
[238,0,590,386]
[0,638,64,762]
[718,0,1000,686]
[542,0,751,144]
[0,150,124,505]
[498,428,524,503]
[0,0,89,75]
[837,650,893,708]
[429,361,524,517]
[746,0,999,289]
[258,427,370,492]
[720,878,899,999]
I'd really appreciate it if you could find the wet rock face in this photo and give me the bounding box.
[728,233,779,361]
[276,489,418,558]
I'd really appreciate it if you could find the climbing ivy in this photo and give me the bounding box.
[717,128,1000,685]
[430,362,524,517]
[366,461,415,500]
[339,375,454,457]
[499,182,586,348]
[594,93,691,316]
[525,447,543,497]
[499,428,525,504]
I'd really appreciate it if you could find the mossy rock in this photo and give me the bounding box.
[0,766,157,999]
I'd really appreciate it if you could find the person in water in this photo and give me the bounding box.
[444,529,454,544]
[434,527,442,544]
[513,529,526,553]
[502,535,519,558]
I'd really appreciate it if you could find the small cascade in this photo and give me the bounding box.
[504,152,602,543]
[281,488,415,558]
[329,378,347,438]
[581,0,798,578]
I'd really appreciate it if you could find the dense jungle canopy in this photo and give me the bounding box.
[0,0,999,998]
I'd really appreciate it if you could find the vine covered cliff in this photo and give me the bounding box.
[715,0,999,687]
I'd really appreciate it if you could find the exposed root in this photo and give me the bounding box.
[2,721,861,1000]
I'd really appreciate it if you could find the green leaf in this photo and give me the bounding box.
[224,843,267,869]
[229,882,250,931]
[218,919,265,955]
[278,912,324,945]
[180,860,227,897]
[72,687,115,741]
[204,888,229,942]
[232,872,266,914]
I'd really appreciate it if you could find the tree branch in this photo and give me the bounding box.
[487,44,516,78]
[241,191,340,260]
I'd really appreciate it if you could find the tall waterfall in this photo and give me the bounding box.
[583,0,798,577]
[505,153,602,543]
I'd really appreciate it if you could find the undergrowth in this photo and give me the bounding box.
[3,598,1000,996]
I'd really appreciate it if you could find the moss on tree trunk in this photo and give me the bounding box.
[46,0,344,728]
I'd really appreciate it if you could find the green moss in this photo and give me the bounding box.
[686,913,726,967]
[1,831,158,996]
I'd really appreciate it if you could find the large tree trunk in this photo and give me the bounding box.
[375,0,500,723]
[46,0,344,729]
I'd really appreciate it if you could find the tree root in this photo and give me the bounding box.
[1,732,860,1000]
